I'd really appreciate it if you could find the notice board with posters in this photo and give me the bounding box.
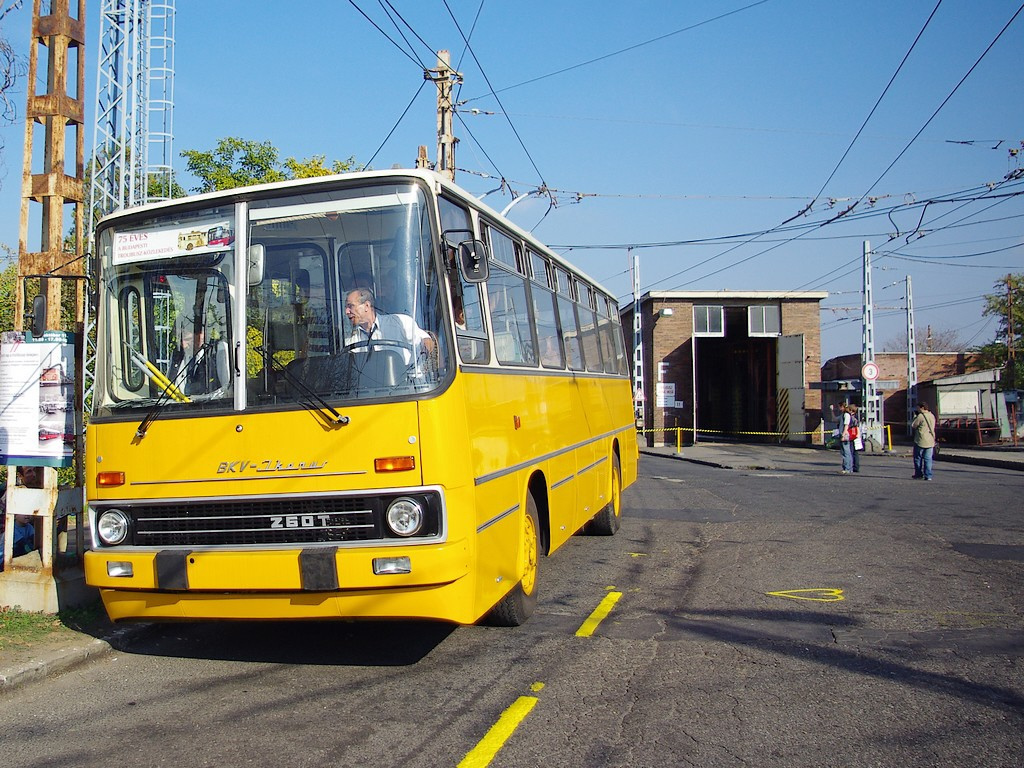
[0,330,76,467]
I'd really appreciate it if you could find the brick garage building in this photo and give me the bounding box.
[624,291,827,446]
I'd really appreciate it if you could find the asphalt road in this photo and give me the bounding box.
[3,450,1023,767]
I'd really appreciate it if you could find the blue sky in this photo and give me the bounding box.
[1,0,1021,362]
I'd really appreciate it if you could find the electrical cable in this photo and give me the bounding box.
[441,0,547,185]
[364,80,429,169]
[346,0,425,70]
[458,0,772,105]
[855,2,1024,205]
[650,2,954,292]
[379,0,435,66]
[454,111,508,188]
[807,1,942,208]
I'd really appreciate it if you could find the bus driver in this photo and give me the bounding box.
[344,287,434,366]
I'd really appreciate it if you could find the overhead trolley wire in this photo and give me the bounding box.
[854,1,1024,206]
[458,0,773,105]
[378,0,436,66]
[649,1,947,293]
[347,0,426,69]
[441,0,547,186]
[364,80,430,169]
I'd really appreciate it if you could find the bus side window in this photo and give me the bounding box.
[605,297,629,375]
[558,295,585,371]
[487,268,536,367]
[529,252,563,369]
[579,301,604,372]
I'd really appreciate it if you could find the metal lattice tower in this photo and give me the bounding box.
[631,248,644,427]
[86,0,175,407]
[145,0,175,201]
[861,240,881,445]
[905,275,918,435]
[89,0,176,219]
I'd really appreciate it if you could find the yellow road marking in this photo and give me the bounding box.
[766,588,845,602]
[576,590,623,637]
[457,694,539,768]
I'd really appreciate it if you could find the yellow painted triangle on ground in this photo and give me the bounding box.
[766,588,845,602]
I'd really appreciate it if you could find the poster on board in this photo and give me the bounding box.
[0,331,76,467]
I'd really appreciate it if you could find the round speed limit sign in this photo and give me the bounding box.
[862,362,879,381]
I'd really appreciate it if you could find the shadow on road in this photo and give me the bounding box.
[669,607,1024,715]
[108,619,458,667]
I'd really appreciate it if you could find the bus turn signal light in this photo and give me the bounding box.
[374,456,415,472]
[96,471,126,487]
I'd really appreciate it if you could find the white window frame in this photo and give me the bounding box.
[693,305,724,337]
[748,304,782,337]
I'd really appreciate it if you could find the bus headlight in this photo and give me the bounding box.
[97,509,130,546]
[386,497,424,537]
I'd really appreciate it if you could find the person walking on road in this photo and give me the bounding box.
[911,402,937,480]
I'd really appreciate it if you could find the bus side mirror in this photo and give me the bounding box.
[458,240,489,283]
[28,293,47,338]
[247,244,265,286]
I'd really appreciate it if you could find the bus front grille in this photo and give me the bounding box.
[99,492,444,547]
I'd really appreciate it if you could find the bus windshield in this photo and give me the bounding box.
[93,181,449,418]
[95,207,236,414]
[246,182,448,406]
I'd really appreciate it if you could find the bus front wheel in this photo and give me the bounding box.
[486,495,540,626]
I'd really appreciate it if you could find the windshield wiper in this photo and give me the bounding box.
[128,346,194,441]
[256,345,349,428]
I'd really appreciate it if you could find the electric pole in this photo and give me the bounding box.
[861,241,881,447]
[424,50,461,181]
[906,275,917,435]
[631,248,644,429]
[1007,274,1016,390]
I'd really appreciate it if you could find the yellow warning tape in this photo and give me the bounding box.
[638,427,822,437]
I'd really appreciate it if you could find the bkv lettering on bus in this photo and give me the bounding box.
[216,459,328,474]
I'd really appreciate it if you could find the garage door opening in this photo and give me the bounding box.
[695,306,778,440]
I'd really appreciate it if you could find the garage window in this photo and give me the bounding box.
[694,305,724,337]
[748,305,781,336]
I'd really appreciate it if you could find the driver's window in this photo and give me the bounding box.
[440,197,488,363]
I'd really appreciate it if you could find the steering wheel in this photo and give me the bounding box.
[343,338,413,354]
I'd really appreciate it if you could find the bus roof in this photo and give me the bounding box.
[95,168,619,303]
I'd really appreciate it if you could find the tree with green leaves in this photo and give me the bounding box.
[181,137,359,193]
[0,243,16,331]
[974,273,1024,390]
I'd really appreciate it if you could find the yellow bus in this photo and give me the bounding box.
[85,169,638,625]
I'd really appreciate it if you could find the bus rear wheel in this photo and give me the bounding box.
[486,495,540,626]
[586,453,621,536]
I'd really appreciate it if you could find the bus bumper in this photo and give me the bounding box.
[84,540,477,623]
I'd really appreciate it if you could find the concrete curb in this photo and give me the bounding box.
[0,622,154,696]
[0,635,113,693]
[640,446,1024,472]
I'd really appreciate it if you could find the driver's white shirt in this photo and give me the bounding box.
[345,312,429,366]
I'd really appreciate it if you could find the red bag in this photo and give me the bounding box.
[848,425,859,440]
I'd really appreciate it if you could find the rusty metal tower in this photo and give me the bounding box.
[2,0,88,612]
